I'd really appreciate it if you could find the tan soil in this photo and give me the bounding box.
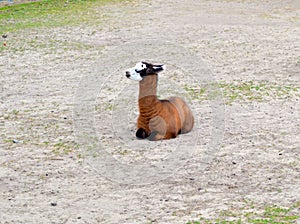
[0,0,299,223]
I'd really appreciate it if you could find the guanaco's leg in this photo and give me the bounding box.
[136,128,149,139]
[147,116,169,141]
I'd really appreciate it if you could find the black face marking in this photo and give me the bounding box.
[129,62,163,80]
[140,62,154,76]
[140,69,148,77]
[135,68,147,77]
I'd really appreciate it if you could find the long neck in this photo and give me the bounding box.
[139,74,158,100]
[138,74,159,108]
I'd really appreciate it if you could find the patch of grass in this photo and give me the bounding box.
[95,102,115,112]
[11,109,19,115]
[50,141,78,155]
[187,202,300,224]
[184,81,299,105]
[4,139,14,143]
[184,82,222,101]
[105,103,115,111]
[0,0,125,33]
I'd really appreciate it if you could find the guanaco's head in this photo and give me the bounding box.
[125,61,165,81]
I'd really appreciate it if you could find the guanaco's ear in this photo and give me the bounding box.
[152,64,165,73]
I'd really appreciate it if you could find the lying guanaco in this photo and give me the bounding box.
[125,61,194,141]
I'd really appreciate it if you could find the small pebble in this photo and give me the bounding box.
[2,34,7,38]
[12,139,20,143]
[50,202,57,206]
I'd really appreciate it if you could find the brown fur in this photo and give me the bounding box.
[136,74,194,141]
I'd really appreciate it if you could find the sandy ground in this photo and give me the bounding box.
[0,0,300,223]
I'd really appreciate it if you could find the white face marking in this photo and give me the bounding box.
[125,62,146,81]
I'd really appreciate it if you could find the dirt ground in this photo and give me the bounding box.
[0,0,299,223]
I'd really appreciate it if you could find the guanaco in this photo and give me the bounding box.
[125,61,194,141]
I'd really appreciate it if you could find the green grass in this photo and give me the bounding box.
[186,202,300,224]
[0,0,124,33]
[49,141,79,155]
[11,109,20,115]
[184,81,299,105]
